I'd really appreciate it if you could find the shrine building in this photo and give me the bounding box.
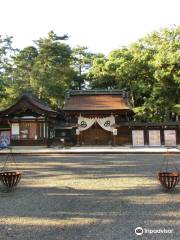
[0,90,179,147]
[62,90,132,145]
[0,93,63,146]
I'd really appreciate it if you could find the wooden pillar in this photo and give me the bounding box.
[110,131,113,146]
[129,126,133,146]
[112,129,117,146]
[76,129,80,146]
[45,117,48,147]
[77,133,80,146]
[160,126,164,145]
[35,118,38,140]
[144,127,149,146]
[177,126,180,145]
[48,124,51,147]
[95,122,98,145]
[113,134,116,146]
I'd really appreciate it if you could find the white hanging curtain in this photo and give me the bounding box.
[78,115,96,131]
[77,115,115,132]
[96,115,115,132]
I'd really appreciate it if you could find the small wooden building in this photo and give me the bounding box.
[0,94,63,146]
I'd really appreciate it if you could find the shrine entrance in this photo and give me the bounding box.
[81,123,111,145]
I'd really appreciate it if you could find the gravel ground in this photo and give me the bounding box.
[0,154,179,240]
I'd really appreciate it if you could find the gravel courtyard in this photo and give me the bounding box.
[0,154,180,240]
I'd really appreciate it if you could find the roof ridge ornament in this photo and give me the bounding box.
[67,89,127,96]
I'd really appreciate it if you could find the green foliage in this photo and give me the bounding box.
[0,27,179,122]
[32,32,73,106]
[172,104,180,114]
[88,26,180,122]
[2,31,75,108]
[71,46,95,90]
[88,53,117,89]
[10,46,38,97]
[0,35,16,104]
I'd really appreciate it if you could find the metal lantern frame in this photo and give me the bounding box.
[157,148,179,190]
[0,147,22,190]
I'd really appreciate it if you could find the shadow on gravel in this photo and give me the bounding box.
[0,154,179,240]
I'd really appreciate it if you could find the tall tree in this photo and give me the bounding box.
[71,46,95,90]
[32,31,73,106]
[88,26,180,122]
[0,35,16,108]
[5,31,75,108]
[139,27,180,121]
[88,53,116,90]
[9,46,38,97]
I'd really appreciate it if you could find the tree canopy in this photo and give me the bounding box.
[0,26,179,122]
[88,26,180,122]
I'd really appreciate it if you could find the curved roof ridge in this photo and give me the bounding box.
[67,89,128,97]
[0,93,58,118]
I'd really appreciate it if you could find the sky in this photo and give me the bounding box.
[0,0,180,54]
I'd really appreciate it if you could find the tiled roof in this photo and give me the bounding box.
[0,93,58,118]
[21,94,56,113]
[63,94,131,111]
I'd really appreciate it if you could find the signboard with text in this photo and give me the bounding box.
[149,130,161,146]
[132,130,144,146]
[164,130,176,146]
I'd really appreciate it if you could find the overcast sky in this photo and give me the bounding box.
[0,0,179,54]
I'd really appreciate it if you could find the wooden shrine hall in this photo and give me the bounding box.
[0,94,63,146]
[0,90,179,147]
[63,90,132,145]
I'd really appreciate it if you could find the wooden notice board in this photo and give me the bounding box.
[149,130,161,146]
[164,130,176,146]
[132,130,144,146]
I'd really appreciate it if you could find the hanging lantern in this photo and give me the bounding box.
[157,172,179,190]
[0,171,21,189]
[157,149,179,190]
[0,148,22,190]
